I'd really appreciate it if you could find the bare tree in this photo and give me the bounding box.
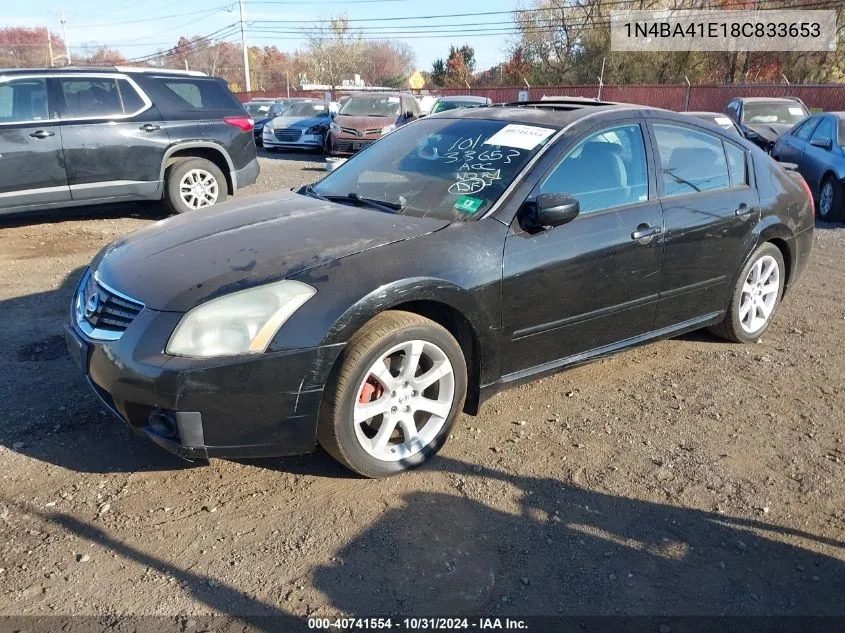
[302,16,365,90]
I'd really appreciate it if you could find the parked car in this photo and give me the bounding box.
[327,92,421,155]
[262,99,337,151]
[685,111,743,137]
[772,111,845,221]
[429,95,492,114]
[724,97,809,152]
[66,98,813,477]
[244,99,292,146]
[0,66,259,215]
[416,94,438,115]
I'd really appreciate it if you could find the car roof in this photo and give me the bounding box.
[0,66,208,78]
[439,95,490,103]
[732,96,804,104]
[439,98,649,126]
[685,111,725,117]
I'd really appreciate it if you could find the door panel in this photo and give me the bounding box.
[803,116,836,194]
[501,203,663,375]
[648,121,759,328]
[53,76,169,200]
[500,120,663,376]
[0,77,69,209]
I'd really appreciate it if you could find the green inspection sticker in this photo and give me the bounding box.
[454,196,483,214]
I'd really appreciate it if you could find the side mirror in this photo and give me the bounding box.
[536,192,580,227]
[810,136,832,150]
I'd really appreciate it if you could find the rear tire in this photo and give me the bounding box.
[709,242,785,343]
[317,311,467,478]
[165,158,228,214]
[817,175,843,222]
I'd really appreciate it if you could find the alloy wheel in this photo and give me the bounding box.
[820,182,834,218]
[353,339,455,462]
[739,254,780,334]
[179,169,219,209]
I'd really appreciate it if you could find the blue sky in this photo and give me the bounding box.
[2,0,519,71]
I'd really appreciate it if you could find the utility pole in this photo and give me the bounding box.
[59,10,71,66]
[47,28,54,67]
[239,0,251,92]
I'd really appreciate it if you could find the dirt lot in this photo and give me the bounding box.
[1,151,843,625]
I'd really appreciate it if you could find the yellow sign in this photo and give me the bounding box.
[409,71,425,91]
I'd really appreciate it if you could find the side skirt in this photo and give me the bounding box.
[477,311,724,407]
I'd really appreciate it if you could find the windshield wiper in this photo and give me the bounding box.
[299,183,329,201]
[346,192,402,214]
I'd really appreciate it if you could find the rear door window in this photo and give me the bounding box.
[653,123,730,197]
[724,142,747,188]
[0,78,49,123]
[59,78,125,118]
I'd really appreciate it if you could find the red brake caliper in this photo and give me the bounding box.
[359,376,384,404]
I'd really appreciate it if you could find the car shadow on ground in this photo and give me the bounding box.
[4,454,844,627]
[257,148,327,172]
[0,201,169,229]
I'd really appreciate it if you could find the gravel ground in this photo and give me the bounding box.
[0,152,843,624]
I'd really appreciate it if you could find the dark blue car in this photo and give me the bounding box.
[773,112,845,221]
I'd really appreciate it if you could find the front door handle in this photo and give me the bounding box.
[631,224,662,241]
[29,130,55,139]
[140,124,160,132]
[735,202,755,216]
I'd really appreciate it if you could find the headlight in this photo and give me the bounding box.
[381,124,396,135]
[329,122,340,133]
[306,125,322,135]
[264,122,274,133]
[166,280,316,358]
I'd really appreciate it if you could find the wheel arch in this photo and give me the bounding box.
[160,142,235,195]
[320,278,497,415]
[750,220,795,293]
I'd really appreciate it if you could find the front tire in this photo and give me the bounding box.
[709,242,785,343]
[317,311,467,478]
[817,175,843,222]
[165,158,228,214]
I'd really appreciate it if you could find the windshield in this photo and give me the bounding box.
[312,117,558,222]
[284,101,328,117]
[339,95,401,117]
[245,102,273,117]
[742,102,808,125]
[432,101,484,114]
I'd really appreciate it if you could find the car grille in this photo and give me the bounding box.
[333,139,375,153]
[274,129,302,142]
[340,127,382,136]
[75,270,144,340]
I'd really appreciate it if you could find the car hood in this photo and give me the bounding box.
[269,115,328,129]
[334,113,396,132]
[744,122,792,142]
[94,190,449,312]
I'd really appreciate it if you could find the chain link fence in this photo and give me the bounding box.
[239,84,845,112]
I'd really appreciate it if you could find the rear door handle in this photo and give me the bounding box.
[29,130,55,139]
[735,202,754,216]
[631,224,662,241]
[140,124,160,132]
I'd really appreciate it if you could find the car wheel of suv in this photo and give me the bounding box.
[818,175,843,222]
[317,311,467,478]
[165,158,228,214]
[709,242,785,343]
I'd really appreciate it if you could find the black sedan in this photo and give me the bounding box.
[66,99,814,477]
[772,111,845,221]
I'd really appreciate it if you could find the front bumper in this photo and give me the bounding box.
[65,295,343,460]
[327,131,380,155]
[263,129,324,150]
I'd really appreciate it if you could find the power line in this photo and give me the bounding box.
[73,4,233,28]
